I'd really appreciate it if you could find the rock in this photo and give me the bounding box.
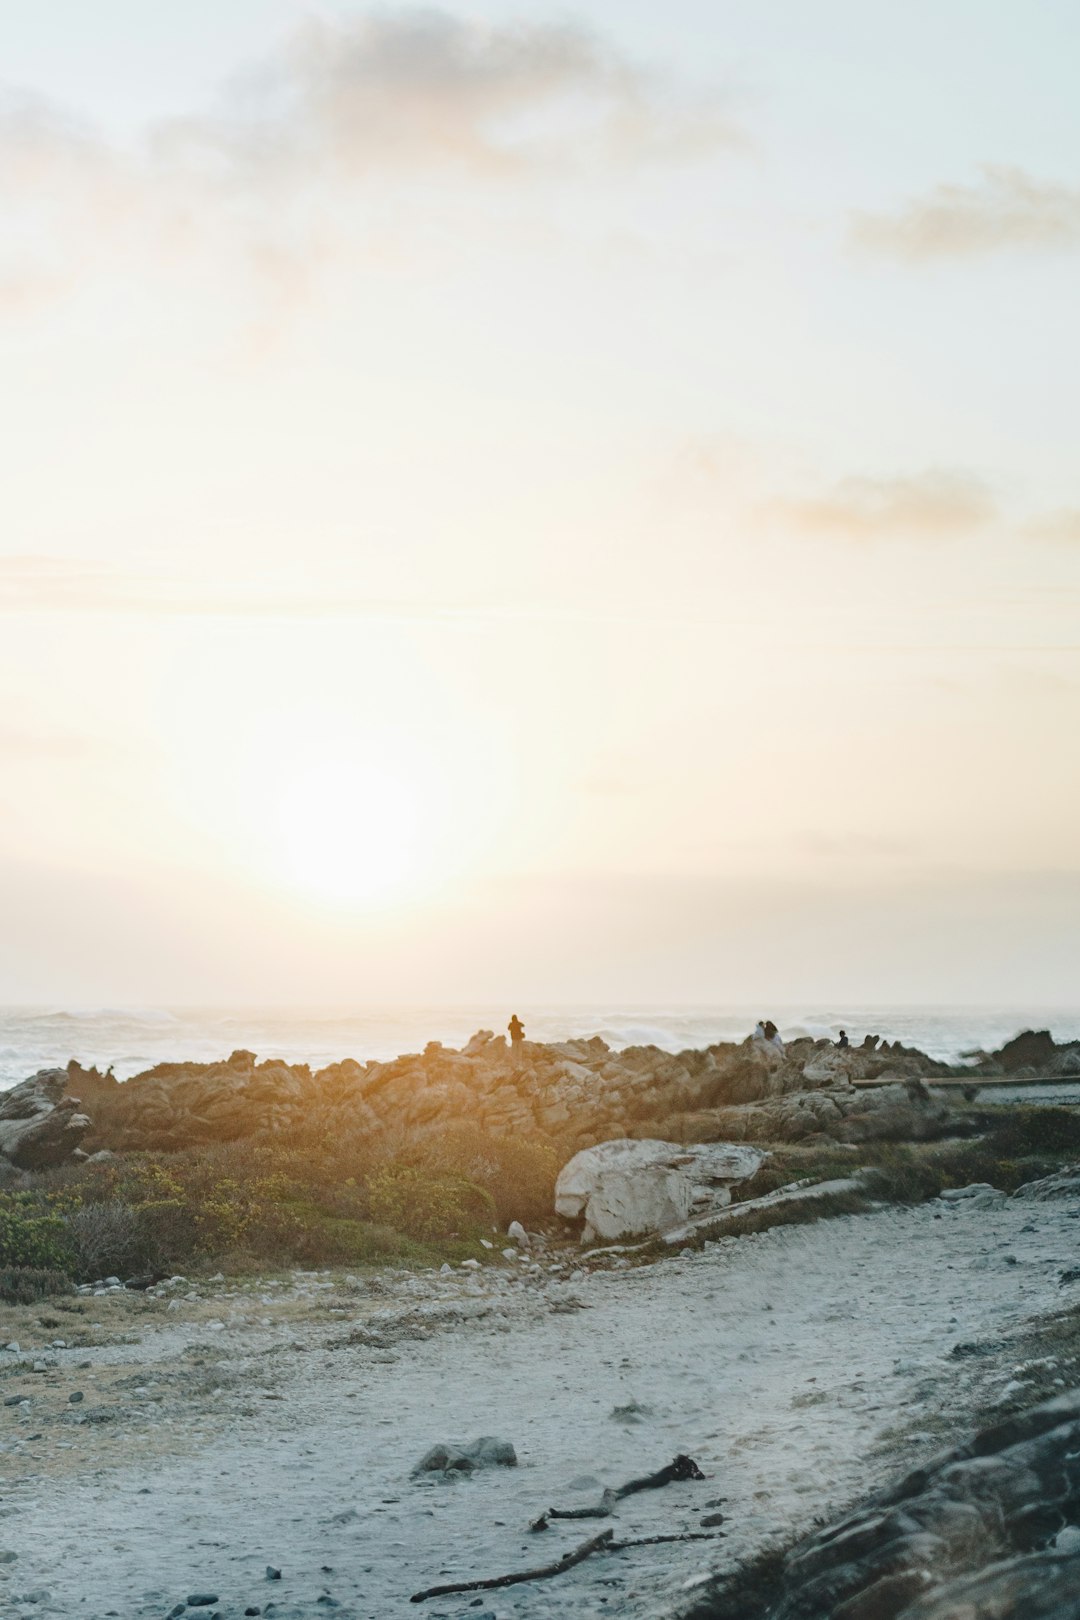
[1014,1166,1080,1201]
[555,1138,766,1242]
[679,1387,1080,1620]
[506,1221,530,1249]
[940,1183,1007,1210]
[995,1029,1059,1073]
[411,1436,518,1477]
[186,1598,220,1610]
[0,1069,91,1168]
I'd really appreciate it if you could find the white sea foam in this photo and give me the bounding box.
[1,1003,1079,1089]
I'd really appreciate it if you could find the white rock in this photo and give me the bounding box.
[555,1138,767,1242]
[507,1221,530,1249]
[460,1259,481,1270]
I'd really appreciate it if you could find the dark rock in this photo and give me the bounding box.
[411,1436,517,1477]
[678,1388,1080,1620]
[996,1030,1058,1073]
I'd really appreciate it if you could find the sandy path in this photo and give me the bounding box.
[2,1197,1076,1620]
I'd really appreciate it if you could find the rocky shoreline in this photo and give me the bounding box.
[2,1025,1075,1177]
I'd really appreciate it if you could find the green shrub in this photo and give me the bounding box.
[366,1164,494,1241]
[0,1193,74,1272]
[0,1266,74,1305]
[404,1124,558,1227]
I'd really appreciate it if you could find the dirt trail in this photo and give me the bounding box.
[1,1197,1077,1620]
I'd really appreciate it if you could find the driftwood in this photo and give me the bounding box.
[530,1453,706,1532]
[410,1529,615,1602]
[409,1527,724,1602]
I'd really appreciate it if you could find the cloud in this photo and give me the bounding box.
[771,470,997,541]
[162,10,741,182]
[0,723,112,761]
[1022,508,1080,543]
[0,9,741,313]
[851,165,1080,261]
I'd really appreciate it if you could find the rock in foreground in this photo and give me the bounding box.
[679,1388,1080,1620]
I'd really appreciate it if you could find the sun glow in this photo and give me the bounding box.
[268,757,426,907]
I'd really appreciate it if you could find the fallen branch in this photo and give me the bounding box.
[530,1453,706,1531]
[611,1453,706,1500]
[410,1529,614,1602]
[409,1527,725,1603]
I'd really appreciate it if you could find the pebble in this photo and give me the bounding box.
[68,1391,84,1404]
[186,1596,220,1608]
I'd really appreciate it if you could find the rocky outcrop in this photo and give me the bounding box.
[0,1069,91,1169]
[967,1029,1080,1078]
[58,1032,962,1161]
[555,1139,768,1241]
[679,1389,1080,1620]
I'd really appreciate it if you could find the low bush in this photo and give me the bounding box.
[0,1266,74,1305]
[0,1192,74,1273]
[33,1122,531,1276]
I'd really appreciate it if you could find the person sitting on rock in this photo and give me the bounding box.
[837,1029,850,1049]
[763,1019,785,1054]
[508,1013,525,1070]
[753,1020,767,1042]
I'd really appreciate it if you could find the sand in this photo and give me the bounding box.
[1,1195,1077,1620]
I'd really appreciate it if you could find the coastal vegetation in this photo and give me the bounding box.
[0,1122,558,1290]
[2,1104,1077,1298]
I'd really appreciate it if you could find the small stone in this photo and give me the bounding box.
[0,1551,18,1563]
[266,1566,281,1580]
[68,1391,84,1404]
[3,1394,26,1407]
[186,1596,219,1608]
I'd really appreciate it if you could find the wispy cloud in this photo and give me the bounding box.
[851,165,1080,261]
[164,10,742,182]
[0,723,113,761]
[0,9,741,314]
[770,470,997,541]
[1022,508,1080,543]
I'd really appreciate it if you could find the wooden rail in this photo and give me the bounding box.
[849,1074,1078,1091]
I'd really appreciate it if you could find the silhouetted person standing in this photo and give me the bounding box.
[508,1013,525,1071]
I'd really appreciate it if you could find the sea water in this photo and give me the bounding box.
[2,1003,1080,1090]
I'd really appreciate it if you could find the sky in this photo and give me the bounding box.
[1,0,1078,1006]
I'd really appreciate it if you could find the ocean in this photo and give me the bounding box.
[2,1004,1080,1090]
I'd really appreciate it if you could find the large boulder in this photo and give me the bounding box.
[555,1138,766,1242]
[0,1069,91,1168]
